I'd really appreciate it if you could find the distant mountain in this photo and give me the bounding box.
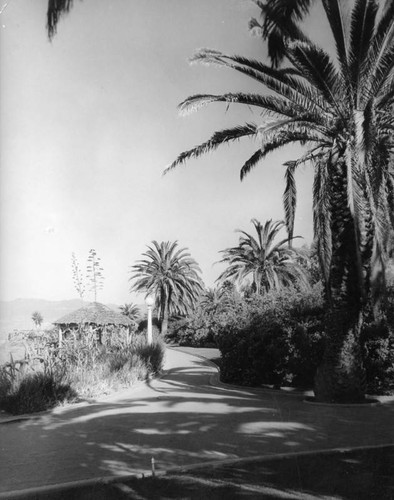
[0,298,122,339]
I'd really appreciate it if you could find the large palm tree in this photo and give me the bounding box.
[218,219,309,294]
[166,0,394,402]
[129,241,204,336]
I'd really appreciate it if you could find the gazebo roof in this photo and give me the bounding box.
[53,302,133,327]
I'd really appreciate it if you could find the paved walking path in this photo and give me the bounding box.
[1,347,393,495]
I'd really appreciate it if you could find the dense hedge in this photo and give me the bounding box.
[215,286,394,394]
[215,286,325,388]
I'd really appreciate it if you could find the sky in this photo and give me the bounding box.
[0,0,328,305]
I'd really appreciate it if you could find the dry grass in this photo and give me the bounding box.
[0,330,165,413]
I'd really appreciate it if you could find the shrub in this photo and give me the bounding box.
[0,329,166,413]
[216,285,325,388]
[0,363,77,415]
[215,284,394,394]
[167,311,216,347]
[134,339,165,374]
[362,310,394,395]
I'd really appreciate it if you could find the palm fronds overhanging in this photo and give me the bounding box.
[217,219,309,294]
[129,241,204,336]
[47,0,74,39]
[167,0,394,402]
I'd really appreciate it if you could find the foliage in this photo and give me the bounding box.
[213,285,393,394]
[166,284,243,347]
[248,0,314,68]
[0,361,77,415]
[218,219,310,294]
[215,285,325,387]
[47,0,74,39]
[130,241,204,335]
[361,288,394,394]
[119,303,140,324]
[31,311,43,328]
[137,318,161,341]
[0,328,165,414]
[86,249,105,302]
[167,0,394,402]
[166,310,216,347]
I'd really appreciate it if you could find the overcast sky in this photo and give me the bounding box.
[0,0,329,304]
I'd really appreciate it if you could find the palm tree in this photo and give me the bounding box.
[248,0,315,68]
[218,219,309,294]
[31,311,43,330]
[119,303,140,324]
[130,241,204,336]
[166,0,394,402]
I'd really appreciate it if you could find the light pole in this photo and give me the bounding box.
[145,295,154,345]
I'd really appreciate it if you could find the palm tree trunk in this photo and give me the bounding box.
[314,162,366,403]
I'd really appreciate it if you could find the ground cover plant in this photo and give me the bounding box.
[0,329,165,414]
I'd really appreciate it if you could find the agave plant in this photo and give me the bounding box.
[129,241,204,335]
[167,0,394,402]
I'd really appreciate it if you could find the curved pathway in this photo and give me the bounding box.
[0,347,393,495]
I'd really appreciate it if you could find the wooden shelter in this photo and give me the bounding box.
[53,302,134,346]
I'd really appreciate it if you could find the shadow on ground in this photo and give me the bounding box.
[1,353,393,494]
[10,446,394,499]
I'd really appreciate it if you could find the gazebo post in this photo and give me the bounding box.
[58,326,63,348]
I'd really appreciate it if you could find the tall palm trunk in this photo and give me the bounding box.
[314,161,367,403]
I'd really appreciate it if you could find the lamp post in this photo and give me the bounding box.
[145,295,154,345]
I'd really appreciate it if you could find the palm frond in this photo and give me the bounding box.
[348,0,378,104]
[285,40,343,115]
[283,161,297,243]
[47,0,73,39]
[321,0,350,84]
[178,92,326,124]
[164,124,257,174]
[250,0,314,67]
[189,50,330,114]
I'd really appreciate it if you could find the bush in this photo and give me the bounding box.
[166,312,217,347]
[216,285,325,388]
[0,363,77,415]
[215,284,394,394]
[362,312,394,395]
[0,329,166,414]
[63,335,165,399]
[134,339,165,374]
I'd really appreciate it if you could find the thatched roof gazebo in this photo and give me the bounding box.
[53,302,134,346]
